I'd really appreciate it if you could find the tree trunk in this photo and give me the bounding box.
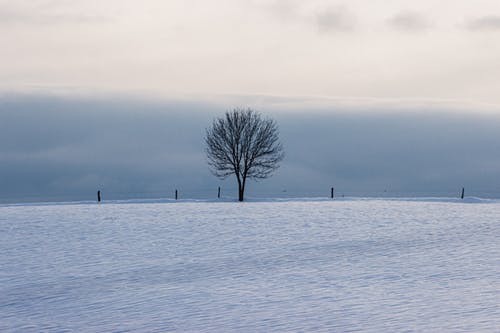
[236,174,244,201]
[239,176,247,202]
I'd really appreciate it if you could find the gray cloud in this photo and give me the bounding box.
[2,94,500,203]
[0,2,110,25]
[315,6,355,32]
[261,0,299,22]
[466,15,500,31]
[387,11,432,31]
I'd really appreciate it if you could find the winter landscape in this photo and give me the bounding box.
[1,198,499,332]
[3,0,500,331]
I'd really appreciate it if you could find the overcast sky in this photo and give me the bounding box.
[2,0,500,106]
[2,1,500,202]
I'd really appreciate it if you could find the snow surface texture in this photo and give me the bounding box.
[1,200,499,332]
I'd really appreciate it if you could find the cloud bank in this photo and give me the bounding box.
[2,94,500,203]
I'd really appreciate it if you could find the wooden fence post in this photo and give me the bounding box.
[331,187,334,199]
[218,186,221,199]
[97,190,101,202]
[175,189,178,200]
[461,187,465,199]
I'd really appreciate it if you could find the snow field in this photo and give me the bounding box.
[0,200,499,332]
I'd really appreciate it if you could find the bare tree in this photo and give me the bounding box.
[205,108,284,201]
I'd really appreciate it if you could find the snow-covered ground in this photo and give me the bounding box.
[1,199,499,332]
